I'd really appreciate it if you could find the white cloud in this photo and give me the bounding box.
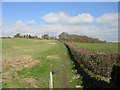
[96,13,118,28]
[0,20,2,26]
[2,12,118,42]
[3,23,118,42]
[42,12,94,24]
[15,20,26,26]
[26,20,36,24]
[15,20,36,26]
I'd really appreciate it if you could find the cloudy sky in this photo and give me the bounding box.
[2,2,118,42]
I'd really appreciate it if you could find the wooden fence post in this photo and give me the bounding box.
[49,71,53,89]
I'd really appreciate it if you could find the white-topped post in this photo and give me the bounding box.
[49,71,53,89]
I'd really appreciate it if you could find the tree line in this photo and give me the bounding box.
[13,32,106,43]
[59,32,106,43]
[14,33,57,40]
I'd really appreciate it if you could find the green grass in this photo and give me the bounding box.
[72,42,118,52]
[2,38,83,88]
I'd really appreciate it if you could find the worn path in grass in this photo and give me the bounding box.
[59,46,70,88]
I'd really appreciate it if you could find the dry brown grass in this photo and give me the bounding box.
[48,43,56,45]
[3,55,39,71]
[23,78,38,88]
[46,55,60,59]
[2,55,40,87]
[3,72,38,88]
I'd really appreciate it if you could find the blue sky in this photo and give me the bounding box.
[2,2,118,42]
[3,2,118,26]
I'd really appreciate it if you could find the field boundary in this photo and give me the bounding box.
[63,41,120,88]
[64,42,120,77]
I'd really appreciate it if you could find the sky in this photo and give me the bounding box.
[2,2,119,42]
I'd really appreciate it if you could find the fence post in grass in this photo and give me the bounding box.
[49,71,53,89]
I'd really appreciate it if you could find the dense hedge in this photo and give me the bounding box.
[64,42,120,78]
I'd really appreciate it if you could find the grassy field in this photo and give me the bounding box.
[2,38,83,88]
[72,42,118,52]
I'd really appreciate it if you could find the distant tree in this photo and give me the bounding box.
[14,33,22,38]
[28,34,32,38]
[102,40,106,43]
[14,33,39,39]
[34,35,38,38]
[23,35,26,38]
[24,34,29,38]
[49,36,57,40]
[42,34,49,39]
[59,32,69,39]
